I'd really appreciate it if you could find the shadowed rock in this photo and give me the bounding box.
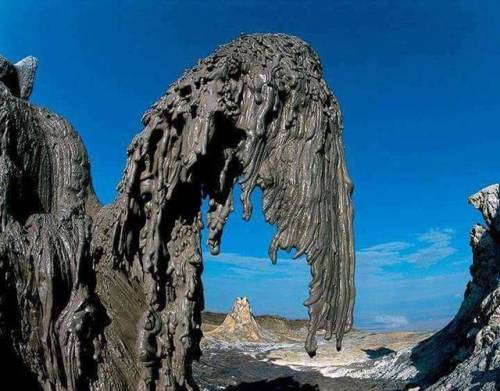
[326,184,500,390]
[0,33,355,390]
[362,347,396,360]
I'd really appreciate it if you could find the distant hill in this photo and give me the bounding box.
[202,297,308,343]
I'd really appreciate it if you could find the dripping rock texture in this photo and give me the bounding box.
[0,33,355,390]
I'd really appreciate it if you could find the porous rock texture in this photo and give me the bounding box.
[0,33,355,390]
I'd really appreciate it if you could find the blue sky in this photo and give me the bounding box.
[1,1,499,331]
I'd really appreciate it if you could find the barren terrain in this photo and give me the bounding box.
[194,307,429,390]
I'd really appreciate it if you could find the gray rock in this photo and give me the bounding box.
[469,184,500,234]
[361,185,500,389]
[0,54,37,99]
[0,34,355,390]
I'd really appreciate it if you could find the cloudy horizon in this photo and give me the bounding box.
[202,213,472,331]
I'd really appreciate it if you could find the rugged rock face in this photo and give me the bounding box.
[0,54,102,391]
[0,33,355,391]
[424,184,500,389]
[390,184,500,390]
[330,185,500,389]
[207,297,276,343]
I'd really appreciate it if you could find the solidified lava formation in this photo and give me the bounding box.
[0,33,355,390]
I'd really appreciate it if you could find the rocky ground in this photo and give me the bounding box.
[194,185,500,390]
[193,299,429,390]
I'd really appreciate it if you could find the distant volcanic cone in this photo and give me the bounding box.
[207,297,277,343]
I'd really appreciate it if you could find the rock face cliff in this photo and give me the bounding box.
[340,185,500,389]
[424,184,500,389]
[399,184,500,390]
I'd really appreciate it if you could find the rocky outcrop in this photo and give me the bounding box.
[424,184,500,389]
[1,33,355,390]
[310,185,500,389]
[334,185,500,389]
[0,54,102,390]
[207,297,277,343]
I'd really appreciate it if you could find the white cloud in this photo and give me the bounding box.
[204,251,308,280]
[202,251,311,318]
[356,241,407,271]
[202,227,470,329]
[353,228,469,330]
[404,228,456,265]
[207,228,457,274]
[357,228,456,269]
[373,314,409,329]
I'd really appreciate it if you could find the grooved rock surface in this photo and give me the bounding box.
[0,33,355,391]
[3,31,496,390]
